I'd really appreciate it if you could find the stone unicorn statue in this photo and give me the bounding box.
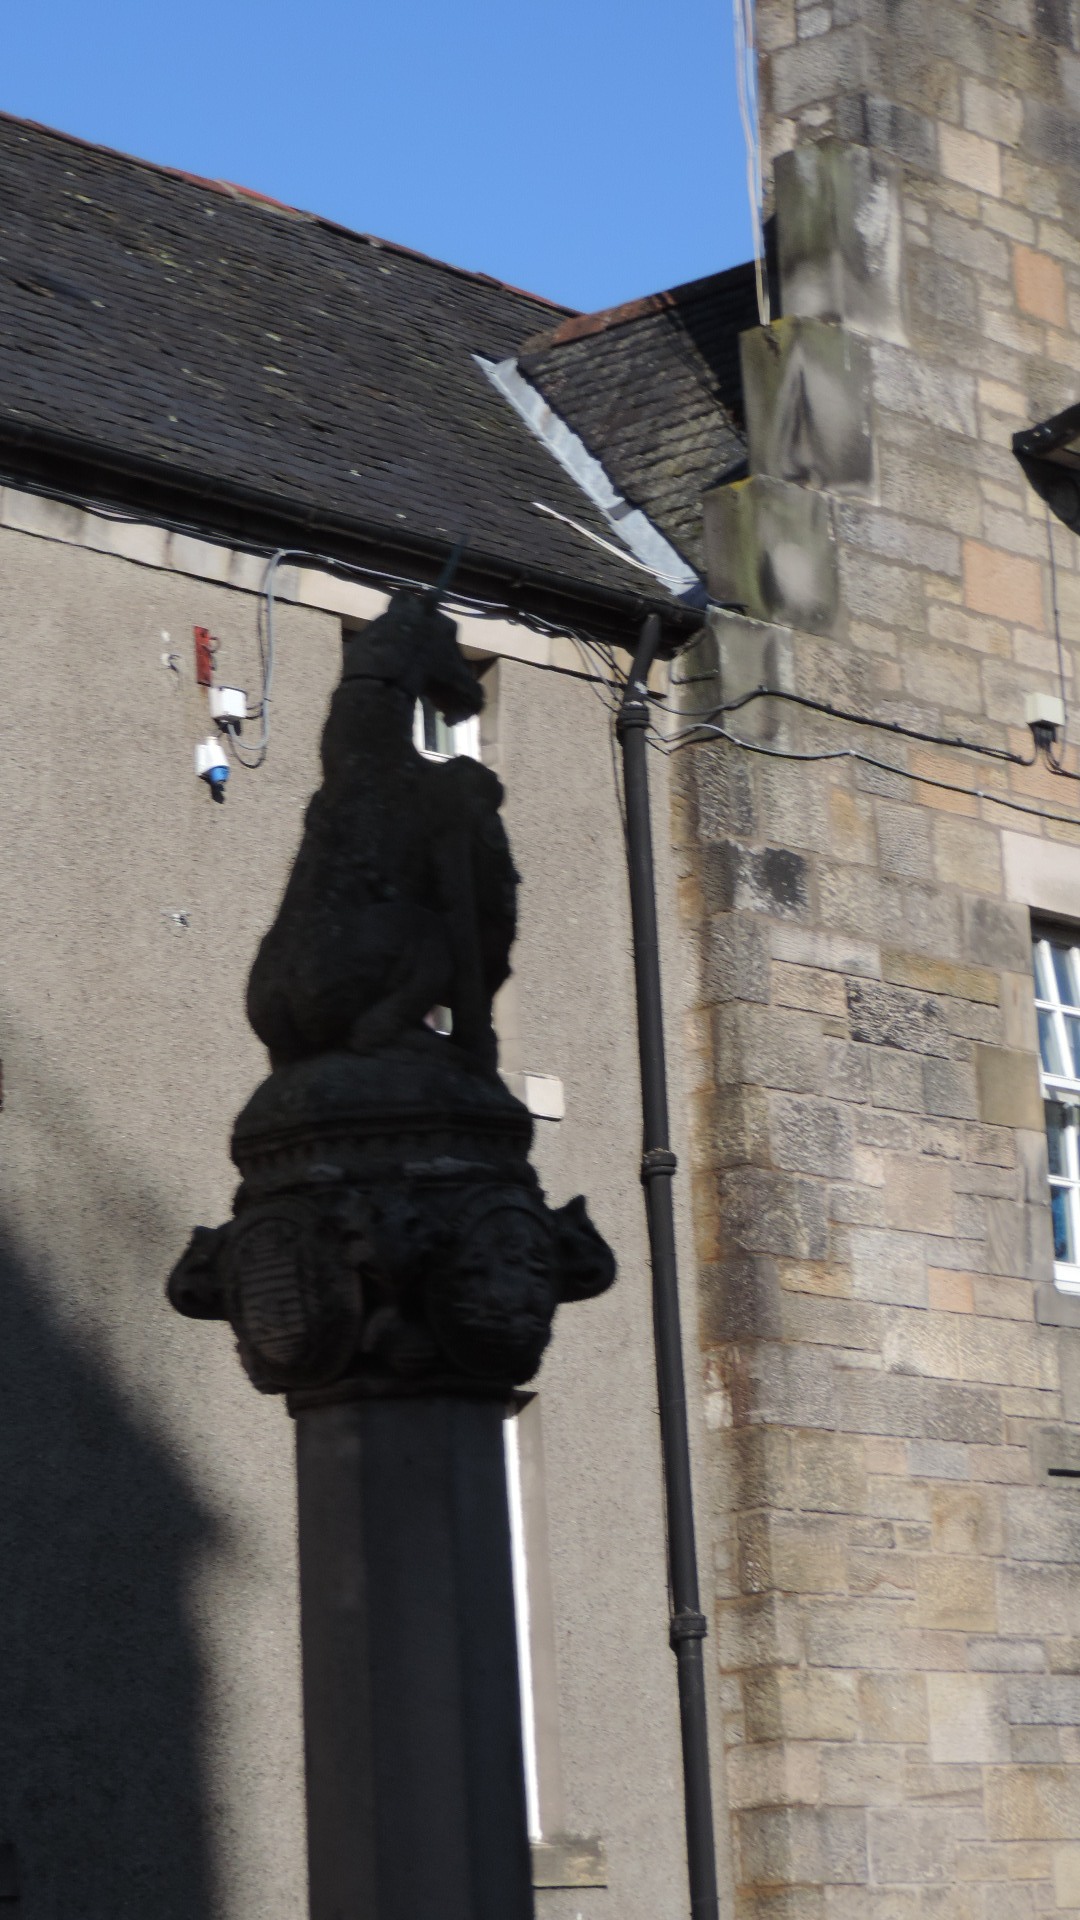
[246,588,517,1074]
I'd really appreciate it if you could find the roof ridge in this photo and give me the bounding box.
[518,257,758,356]
[0,106,576,316]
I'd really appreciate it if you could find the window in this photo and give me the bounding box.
[413,696,480,762]
[1034,929,1080,1291]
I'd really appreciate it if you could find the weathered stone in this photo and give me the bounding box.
[927,1671,1009,1760]
[846,980,952,1055]
[737,1803,868,1887]
[703,476,840,634]
[769,1091,856,1177]
[700,841,811,919]
[775,138,905,338]
[743,1666,859,1740]
[742,318,875,491]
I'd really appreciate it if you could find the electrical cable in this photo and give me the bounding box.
[658,720,1080,831]
[733,0,770,328]
[659,682,1039,766]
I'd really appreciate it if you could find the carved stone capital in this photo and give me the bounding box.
[168,1040,614,1401]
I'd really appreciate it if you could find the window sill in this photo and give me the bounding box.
[531,1836,607,1890]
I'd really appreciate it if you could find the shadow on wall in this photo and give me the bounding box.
[0,1031,219,1917]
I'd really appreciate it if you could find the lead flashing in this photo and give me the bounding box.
[478,355,703,602]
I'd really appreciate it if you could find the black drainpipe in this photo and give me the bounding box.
[616,612,719,1920]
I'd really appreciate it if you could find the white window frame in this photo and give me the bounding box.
[1033,930,1080,1293]
[413,697,480,763]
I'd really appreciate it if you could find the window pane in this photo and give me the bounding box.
[1035,940,1056,1002]
[1048,1104,1069,1176]
[1066,1014,1080,1078]
[1054,944,1079,1008]
[1039,1008,1066,1076]
[1052,1186,1075,1264]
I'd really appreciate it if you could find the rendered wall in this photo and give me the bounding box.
[681,6,1080,1914]
[0,510,709,1918]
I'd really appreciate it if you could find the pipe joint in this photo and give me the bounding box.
[669,1609,708,1648]
[615,700,650,737]
[641,1147,678,1182]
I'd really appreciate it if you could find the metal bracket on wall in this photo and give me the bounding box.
[193,626,216,687]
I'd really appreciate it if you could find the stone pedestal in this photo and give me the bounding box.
[296,1397,532,1920]
[169,1041,614,1920]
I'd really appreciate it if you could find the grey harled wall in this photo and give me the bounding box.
[0,515,714,1917]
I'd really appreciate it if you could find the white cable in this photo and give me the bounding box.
[531,501,694,590]
[734,0,770,327]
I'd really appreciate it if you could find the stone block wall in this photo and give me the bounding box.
[678,1,1080,1911]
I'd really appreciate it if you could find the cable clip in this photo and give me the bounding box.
[641,1147,678,1183]
[669,1609,708,1648]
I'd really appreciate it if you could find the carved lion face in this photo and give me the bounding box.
[429,1193,557,1382]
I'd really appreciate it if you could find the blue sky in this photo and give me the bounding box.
[4,0,751,313]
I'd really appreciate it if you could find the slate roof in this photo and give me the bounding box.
[517,262,757,575]
[0,112,678,627]
[0,111,754,633]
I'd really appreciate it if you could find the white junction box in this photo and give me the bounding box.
[209,684,247,726]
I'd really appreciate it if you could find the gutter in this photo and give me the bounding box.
[0,416,704,648]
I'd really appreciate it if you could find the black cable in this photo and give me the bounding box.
[660,683,1037,767]
[664,721,1080,829]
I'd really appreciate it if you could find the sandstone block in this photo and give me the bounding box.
[914,1556,997,1630]
[998,1563,1080,1637]
[882,1153,954,1235]
[846,979,951,1055]
[702,912,772,1006]
[962,540,1045,626]
[870,1048,925,1112]
[1007,1674,1080,1725]
[773,962,849,1017]
[975,1044,1045,1131]
[985,1764,1080,1839]
[1004,1487,1080,1564]
[820,1742,905,1807]
[774,139,905,340]
[848,1226,928,1307]
[867,1805,954,1883]
[857,1670,928,1742]
[922,1056,980,1121]
[744,1665,859,1741]
[700,841,811,920]
[881,1306,960,1379]
[1053,1842,1080,1906]
[939,123,1003,195]
[930,1483,1004,1556]
[873,341,977,437]
[737,1803,867,1888]
[703,476,839,634]
[791,1430,869,1514]
[963,76,1023,146]
[1014,243,1067,325]
[742,318,874,491]
[720,1167,831,1261]
[770,1092,856,1180]
[727,1739,821,1811]
[933,816,1004,893]
[927,1671,1008,1761]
